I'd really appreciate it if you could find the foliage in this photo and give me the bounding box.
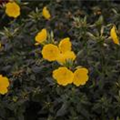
[0,0,120,120]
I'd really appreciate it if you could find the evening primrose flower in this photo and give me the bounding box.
[53,67,74,86]
[73,68,89,86]
[42,44,60,61]
[56,37,76,64]
[56,51,76,64]
[110,26,120,45]
[42,6,51,20]
[58,37,72,53]
[35,29,47,45]
[0,75,10,95]
[5,2,20,18]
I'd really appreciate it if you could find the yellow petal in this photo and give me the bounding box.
[58,37,72,53]
[0,87,8,95]
[42,44,60,61]
[73,68,89,86]
[42,6,51,20]
[0,75,10,95]
[110,26,120,45]
[56,51,76,64]
[53,67,74,86]
[5,2,20,18]
[0,76,10,87]
[35,29,47,44]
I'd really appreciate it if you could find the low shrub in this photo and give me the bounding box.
[0,0,120,120]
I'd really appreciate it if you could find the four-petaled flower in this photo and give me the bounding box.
[59,37,72,53]
[35,29,47,45]
[56,51,76,64]
[42,44,60,61]
[42,6,51,20]
[57,37,76,64]
[5,2,20,18]
[110,26,120,45]
[0,75,10,95]
[53,67,74,86]
[73,68,89,86]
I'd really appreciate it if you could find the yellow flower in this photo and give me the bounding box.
[56,51,76,64]
[58,37,72,53]
[42,6,51,20]
[73,68,89,86]
[110,26,120,45]
[53,67,74,86]
[0,75,10,95]
[35,29,47,45]
[5,2,20,18]
[42,44,60,61]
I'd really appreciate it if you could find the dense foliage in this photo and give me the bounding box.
[0,0,120,120]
